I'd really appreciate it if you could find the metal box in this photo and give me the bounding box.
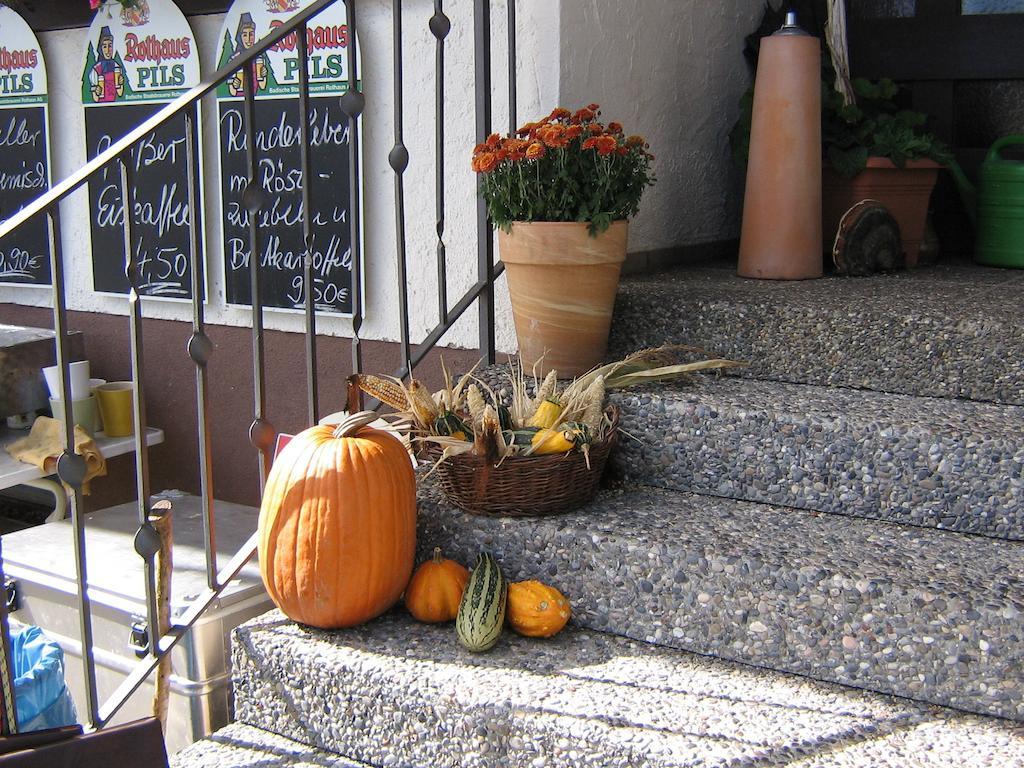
[1,490,271,755]
[0,325,85,419]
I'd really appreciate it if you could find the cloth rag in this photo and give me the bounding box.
[6,417,106,494]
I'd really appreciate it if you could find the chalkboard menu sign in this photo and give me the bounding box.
[85,102,203,298]
[216,0,361,315]
[80,0,204,300]
[0,7,52,286]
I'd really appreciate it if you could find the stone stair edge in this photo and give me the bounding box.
[414,479,1024,721]
[170,722,369,767]
[229,608,1024,768]
[605,374,1024,540]
[608,264,1024,406]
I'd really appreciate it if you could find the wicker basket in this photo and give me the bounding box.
[422,406,619,517]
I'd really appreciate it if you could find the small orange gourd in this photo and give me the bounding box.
[405,547,470,623]
[506,580,571,638]
[257,411,417,629]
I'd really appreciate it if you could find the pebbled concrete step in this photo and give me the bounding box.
[609,263,1024,406]
[608,376,1024,540]
[171,723,367,767]
[417,480,1024,721]
[232,609,1024,768]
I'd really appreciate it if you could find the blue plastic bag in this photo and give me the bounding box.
[9,622,78,732]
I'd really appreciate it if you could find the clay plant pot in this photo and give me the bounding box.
[498,221,627,378]
[822,157,941,268]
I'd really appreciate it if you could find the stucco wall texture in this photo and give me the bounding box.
[557,0,762,255]
[0,0,761,352]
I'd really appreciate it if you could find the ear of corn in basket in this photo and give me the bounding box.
[353,345,743,461]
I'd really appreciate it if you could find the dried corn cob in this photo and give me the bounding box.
[406,380,439,429]
[466,384,487,428]
[580,375,606,432]
[352,374,409,411]
[473,405,503,463]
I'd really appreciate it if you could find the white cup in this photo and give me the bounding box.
[42,361,91,400]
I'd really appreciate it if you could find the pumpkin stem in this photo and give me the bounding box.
[432,546,443,564]
[332,410,380,439]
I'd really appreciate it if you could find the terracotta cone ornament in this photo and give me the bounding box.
[737,11,823,280]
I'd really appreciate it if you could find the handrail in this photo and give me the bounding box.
[0,0,341,240]
[0,0,515,739]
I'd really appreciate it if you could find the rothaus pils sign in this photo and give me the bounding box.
[82,0,200,105]
[81,0,205,300]
[0,6,51,286]
[215,0,362,315]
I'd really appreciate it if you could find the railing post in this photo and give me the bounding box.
[342,0,365,386]
[475,0,496,365]
[297,26,320,425]
[242,59,275,487]
[47,204,100,728]
[391,0,412,380]
[184,108,218,590]
[432,1,451,325]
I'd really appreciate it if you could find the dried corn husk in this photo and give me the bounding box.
[473,405,503,464]
[406,380,439,429]
[466,384,487,428]
[580,375,606,432]
[351,374,409,411]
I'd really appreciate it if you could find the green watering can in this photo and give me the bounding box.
[950,135,1024,268]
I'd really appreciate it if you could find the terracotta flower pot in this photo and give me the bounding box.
[822,157,941,268]
[498,221,627,378]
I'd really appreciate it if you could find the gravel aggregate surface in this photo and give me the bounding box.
[230,609,1024,768]
[609,263,1024,405]
[608,375,1024,539]
[172,723,366,767]
[416,479,1024,720]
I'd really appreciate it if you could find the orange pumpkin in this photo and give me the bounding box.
[257,411,417,629]
[506,580,571,638]
[404,547,470,623]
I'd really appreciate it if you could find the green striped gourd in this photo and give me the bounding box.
[456,552,507,652]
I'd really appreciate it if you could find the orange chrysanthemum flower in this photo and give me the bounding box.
[581,137,598,151]
[507,150,526,162]
[572,108,596,123]
[472,151,499,173]
[549,107,571,120]
[486,133,501,148]
[526,142,546,160]
[607,122,623,134]
[473,143,488,155]
[589,123,604,135]
[516,121,541,136]
[537,124,569,149]
[565,125,583,140]
[586,103,600,112]
[595,135,618,156]
[626,134,646,147]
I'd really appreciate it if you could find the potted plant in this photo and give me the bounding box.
[820,77,952,267]
[732,75,951,269]
[472,105,655,376]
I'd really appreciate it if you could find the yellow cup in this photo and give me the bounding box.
[95,381,134,437]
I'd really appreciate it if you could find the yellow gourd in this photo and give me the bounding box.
[528,399,564,430]
[531,428,574,454]
[506,580,570,637]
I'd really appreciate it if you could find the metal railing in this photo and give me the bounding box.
[0,0,515,733]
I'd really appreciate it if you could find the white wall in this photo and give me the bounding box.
[0,0,760,352]
[557,0,763,252]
